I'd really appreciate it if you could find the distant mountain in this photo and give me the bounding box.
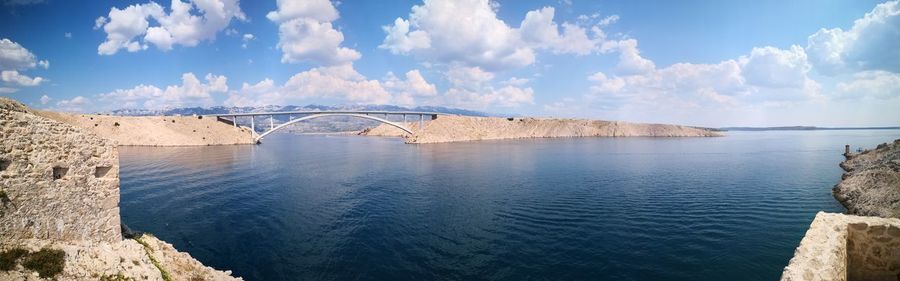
[107,104,491,117]
[721,126,900,131]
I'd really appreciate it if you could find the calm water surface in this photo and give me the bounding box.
[119,130,900,281]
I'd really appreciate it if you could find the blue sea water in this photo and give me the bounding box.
[119,130,900,281]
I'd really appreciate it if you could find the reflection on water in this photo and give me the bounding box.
[119,130,900,281]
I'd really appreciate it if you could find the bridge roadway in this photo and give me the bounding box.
[210,111,449,143]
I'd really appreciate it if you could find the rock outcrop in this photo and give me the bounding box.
[833,139,900,218]
[361,115,722,143]
[0,97,241,280]
[35,110,256,146]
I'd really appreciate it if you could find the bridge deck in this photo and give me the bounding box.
[210,111,450,117]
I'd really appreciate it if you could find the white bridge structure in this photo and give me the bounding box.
[211,111,446,143]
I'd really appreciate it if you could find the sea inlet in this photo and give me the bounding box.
[119,129,900,281]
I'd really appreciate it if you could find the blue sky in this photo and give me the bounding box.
[1,0,898,127]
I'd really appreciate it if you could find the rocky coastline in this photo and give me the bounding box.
[833,139,900,218]
[361,115,721,143]
[0,97,241,280]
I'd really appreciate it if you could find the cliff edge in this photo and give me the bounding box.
[833,139,900,218]
[0,97,241,280]
[361,115,721,143]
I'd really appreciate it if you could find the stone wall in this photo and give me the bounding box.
[847,222,900,280]
[0,98,121,243]
[781,212,900,281]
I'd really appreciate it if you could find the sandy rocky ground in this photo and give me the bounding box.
[35,111,255,146]
[833,139,900,218]
[361,115,721,143]
[0,236,239,281]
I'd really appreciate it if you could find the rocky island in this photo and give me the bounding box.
[361,115,721,143]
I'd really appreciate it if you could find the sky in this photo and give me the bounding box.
[0,0,898,127]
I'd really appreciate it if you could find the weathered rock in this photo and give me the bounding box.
[832,139,900,218]
[1,98,121,243]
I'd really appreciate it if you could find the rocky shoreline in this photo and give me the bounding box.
[833,139,900,218]
[361,115,721,143]
[1,97,241,280]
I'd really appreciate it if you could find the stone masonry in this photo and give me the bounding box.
[0,97,121,243]
[781,212,900,281]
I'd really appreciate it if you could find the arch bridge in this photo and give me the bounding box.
[211,111,445,143]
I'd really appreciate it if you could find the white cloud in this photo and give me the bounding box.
[380,0,533,70]
[519,7,600,55]
[380,18,430,54]
[64,32,72,39]
[384,70,438,106]
[39,94,50,104]
[836,71,900,99]
[739,45,812,89]
[586,41,820,111]
[0,38,46,70]
[54,96,88,112]
[439,65,533,108]
[268,0,360,66]
[97,0,246,55]
[502,77,529,86]
[1,70,44,86]
[274,18,360,65]
[381,1,612,71]
[0,87,17,94]
[610,39,655,75]
[806,0,900,75]
[443,85,535,109]
[241,33,254,48]
[94,16,108,30]
[225,65,391,106]
[446,65,495,90]
[265,0,338,22]
[98,73,227,109]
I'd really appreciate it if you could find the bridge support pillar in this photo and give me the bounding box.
[232,116,236,127]
[419,114,424,129]
[270,115,274,130]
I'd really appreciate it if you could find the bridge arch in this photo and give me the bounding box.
[255,113,414,142]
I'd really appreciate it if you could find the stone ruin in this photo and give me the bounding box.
[781,212,900,281]
[0,97,122,243]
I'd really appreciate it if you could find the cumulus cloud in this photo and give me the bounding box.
[806,0,900,75]
[520,7,601,55]
[268,0,360,66]
[0,38,47,70]
[384,70,438,106]
[1,70,44,86]
[439,65,534,108]
[836,71,900,99]
[225,65,392,106]
[0,38,47,92]
[96,0,246,55]
[39,94,50,104]
[443,85,535,109]
[98,73,228,109]
[586,41,820,111]
[54,96,88,112]
[380,0,609,71]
